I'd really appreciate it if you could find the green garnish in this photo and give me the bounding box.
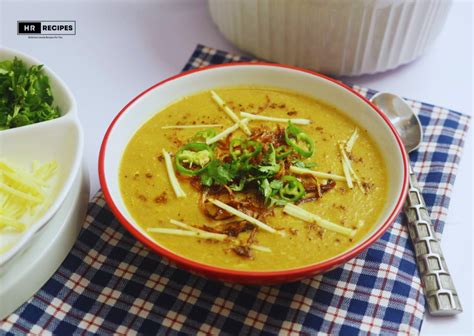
[174,121,317,207]
[284,121,314,158]
[228,178,247,191]
[229,138,262,161]
[278,175,306,202]
[0,57,60,130]
[199,159,237,186]
[258,178,287,206]
[175,143,214,175]
[275,145,292,160]
[257,144,280,175]
[292,160,317,168]
[191,129,218,144]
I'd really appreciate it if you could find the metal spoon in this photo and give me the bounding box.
[371,92,462,316]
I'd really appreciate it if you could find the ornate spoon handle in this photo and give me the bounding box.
[405,163,462,316]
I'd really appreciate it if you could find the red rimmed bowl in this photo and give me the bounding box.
[99,63,408,284]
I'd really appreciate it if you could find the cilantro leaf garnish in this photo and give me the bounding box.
[199,160,237,186]
[257,144,280,175]
[0,57,60,130]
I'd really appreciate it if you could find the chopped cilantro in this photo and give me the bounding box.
[199,160,237,186]
[257,144,280,175]
[0,57,60,130]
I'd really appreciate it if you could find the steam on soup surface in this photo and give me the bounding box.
[120,86,387,271]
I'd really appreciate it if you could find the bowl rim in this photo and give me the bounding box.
[99,62,408,281]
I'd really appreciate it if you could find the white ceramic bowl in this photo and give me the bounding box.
[100,63,408,284]
[0,47,83,270]
[208,0,452,76]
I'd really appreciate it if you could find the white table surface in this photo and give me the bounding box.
[1,0,472,334]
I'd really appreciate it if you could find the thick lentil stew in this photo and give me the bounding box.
[119,86,387,271]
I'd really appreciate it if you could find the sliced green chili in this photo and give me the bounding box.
[275,145,292,160]
[284,122,314,158]
[230,138,262,161]
[279,175,305,202]
[175,143,214,175]
[191,129,217,143]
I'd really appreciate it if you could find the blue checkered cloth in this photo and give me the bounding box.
[1,45,470,335]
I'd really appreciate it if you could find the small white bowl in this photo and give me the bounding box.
[100,63,408,284]
[0,47,84,270]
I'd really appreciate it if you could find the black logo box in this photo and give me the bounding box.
[17,21,76,35]
[18,22,41,34]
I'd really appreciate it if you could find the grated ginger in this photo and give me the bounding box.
[0,159,57,236]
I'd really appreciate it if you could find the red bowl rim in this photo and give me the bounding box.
[99,62,409,281]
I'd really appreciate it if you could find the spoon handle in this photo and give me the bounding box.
[405,163,462,316]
